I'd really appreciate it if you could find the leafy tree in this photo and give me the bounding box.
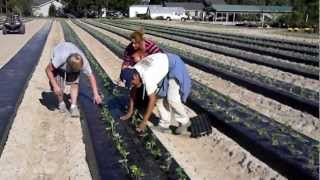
[6,0,31,15]
[49,3,56,17]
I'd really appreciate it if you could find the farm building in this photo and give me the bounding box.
[164,2,206,20]
[129,5,162,18]
[146,6,188,21]
[206,4,293,24]
[32,0,63,17]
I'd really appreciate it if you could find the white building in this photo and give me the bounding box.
[129,5,162,18]
[147,7,187,21]
[32,0,63,17]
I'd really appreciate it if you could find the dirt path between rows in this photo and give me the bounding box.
[69,20,285,180]
[0,20,91,180]
[0,19,47,69]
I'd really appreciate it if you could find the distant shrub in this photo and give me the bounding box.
[48,3,56,17]
[137,13,150,20]
[155,16,164,20]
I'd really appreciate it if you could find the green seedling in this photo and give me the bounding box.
[176,167,188,180]
[271,134,280,146]
[257,128,268,137]
[230,115,240,123]
[130,165,145,179]
[243,121,253,129]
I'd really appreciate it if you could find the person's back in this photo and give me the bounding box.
[134,53,169,96]
[51,42,92,75]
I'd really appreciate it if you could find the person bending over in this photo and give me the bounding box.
[123,51,192,134]
[45,42,102,117]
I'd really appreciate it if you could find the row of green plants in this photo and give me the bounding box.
[130,112,188,180]
[61,20,145,179]
[112,20,318,55]
[73,21,187,180]
[72,19,319,179]
[100,19,318,68]
[63,20,189,180]
[106,20,318,63]
[190,81,319,179]
[84,19,319,105]
[102,20,318,80]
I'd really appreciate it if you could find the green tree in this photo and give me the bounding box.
[49,3,56,17]
[6,0,31,15]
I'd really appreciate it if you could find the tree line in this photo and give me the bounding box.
[0,0,32,16]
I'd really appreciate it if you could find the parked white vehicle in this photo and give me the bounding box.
[147,7,188,21]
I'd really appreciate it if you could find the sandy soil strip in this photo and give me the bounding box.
[69,20,285,180]
[89,20,319,92]
[0,20,47,69]
[80,20,319,140]
[128,19,320,44]
[0,20,91,180]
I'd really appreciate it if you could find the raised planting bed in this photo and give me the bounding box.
[71,19,320,180]
[101,20,319,67]
[125,19,319,49]
[113,20,319,56]
[61,20,189,180]
[0,21,52,156]
[106,20,319,79]
[78,19,319,118]
[188,81,319,180]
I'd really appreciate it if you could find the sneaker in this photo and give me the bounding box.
[175,121,191,135]
[58,102,67,113]
[70,106,80,117]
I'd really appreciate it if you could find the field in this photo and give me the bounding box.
[0,18,318,180]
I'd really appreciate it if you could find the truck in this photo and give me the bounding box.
[147,7,188,21]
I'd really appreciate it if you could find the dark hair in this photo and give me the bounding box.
[120,68,140,88]
[132,68,140,76]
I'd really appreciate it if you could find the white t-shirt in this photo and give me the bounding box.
[51,42,92,75]
[134,53,169,95]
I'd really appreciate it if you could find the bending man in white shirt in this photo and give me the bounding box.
[45,42,102,117]
[124,51,191,134]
